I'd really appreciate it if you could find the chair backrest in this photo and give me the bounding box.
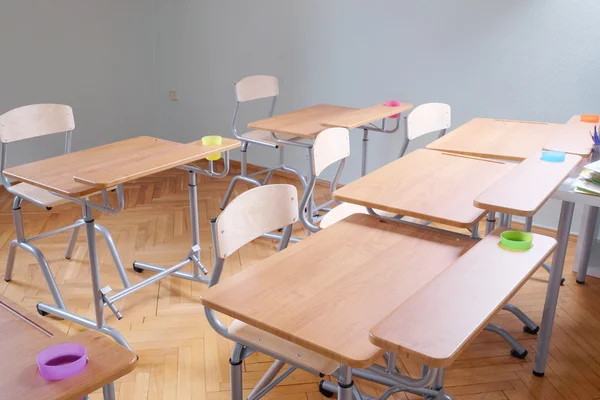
[235,75,279,103]
[406,103,451,140]
[312,127,350,176]
[0,104,74,144]
[214,184,298,258]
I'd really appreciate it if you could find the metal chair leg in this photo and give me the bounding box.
[4,240,18,281]
[221,175,243,210]
[22,241,67,310]
[230,344,245,400]
[262,169,275,185]
[95,224,131,288]
[503,303,539,334]
[484,324,528,359]
[64,224,81,259]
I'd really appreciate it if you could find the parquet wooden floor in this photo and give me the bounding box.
[0,165,597,400]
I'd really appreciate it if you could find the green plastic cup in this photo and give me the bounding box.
[500,230,533,252]
[202,135,223,161]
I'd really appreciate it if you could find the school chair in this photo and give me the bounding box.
[319,104,452,229]
[0,104,130,313]
[398,102,451,158]
[206,184,343,399]
[220,75,307,210]
[298,127,392,231]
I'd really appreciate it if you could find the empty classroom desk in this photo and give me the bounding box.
[332,148,514,230]
[426,117,592,161]
[3,136,240,350]
[249,102,413,176]
[201,214,557,399]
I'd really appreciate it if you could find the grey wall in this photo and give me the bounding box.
[3,1,600,232]
[154,0,600,232]
[0,1,158,166]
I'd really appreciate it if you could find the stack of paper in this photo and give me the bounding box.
[574,160,600,196]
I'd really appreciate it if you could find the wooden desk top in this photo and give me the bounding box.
[332,149,514,228]
[3,136,240,197]
[474,152,581,216]
[248,104,357,138]
[427,117,592,161]
[0,296,137,400]
[543,115,593,157]
[201,214,477,367]
[426,118,563,161]
[370,229,556,368]
[321,103,414,130]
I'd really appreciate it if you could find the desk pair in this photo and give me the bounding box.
[249,102,414,176]
[202,213,556,399]
[2,136,240,349]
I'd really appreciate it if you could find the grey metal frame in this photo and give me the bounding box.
[1,137,131,313]
[30,151,235,352]
[318,364,453,400]
[574,205,599,283]
[534,200,575,376]
[220,93,308,210]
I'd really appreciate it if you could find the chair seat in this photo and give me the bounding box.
[11,183,69,209]
[320,203,397,229]
[229,320,339,375]
[242,130,299,146]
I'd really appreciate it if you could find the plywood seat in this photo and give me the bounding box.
[241,130,298,146]
[229,320,340,375]
[11,182,69,208]
[320,202,396,229]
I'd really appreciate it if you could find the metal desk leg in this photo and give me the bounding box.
[525,216,533,232]
[533,200,575,376]
[337,365,353,400]
[102,382,116,400]
[361,129,369,177]
[485,211,496,235]
[83,204,106,329]
[574,205,599,284]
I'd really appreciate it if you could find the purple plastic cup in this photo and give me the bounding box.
[37,343,88,381]
[384,100,402,118]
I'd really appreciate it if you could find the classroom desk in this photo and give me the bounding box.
[426,117,592,161]
[249,102,413,176]
[3,136,240,349]
[201,215,556,399]
[332,149,514,229]
[472,151,582,377]
[202,214,478,368]
[0,295,136,400]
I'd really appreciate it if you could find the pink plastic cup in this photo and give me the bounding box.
[384,100,402,118]
[37,343,88,381]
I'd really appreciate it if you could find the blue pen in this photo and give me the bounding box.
[594,125,600,145]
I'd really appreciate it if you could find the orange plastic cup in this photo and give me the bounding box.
[581,114,600,123]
